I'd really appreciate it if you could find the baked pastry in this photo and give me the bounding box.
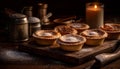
[54,25,77,35]
[68,23,90,34]
[57,34,86,51]
[100,23,120,39]
[33,30,61,45]
[80,29,108,46]
[53,16,76,25]
[53,18,73,25]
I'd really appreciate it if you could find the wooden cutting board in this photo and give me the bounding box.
[19,40,118,64]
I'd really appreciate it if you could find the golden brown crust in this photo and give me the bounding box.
[80,29,108,39]
[100,23,120,40]
[33,30,61,39]
[57,34,86,51]
[33,30,61,45]
[54,25,77,35]
[80,29,107,46]
[57,34,86,46]
[68,23,90,30]
[100,23,120,33]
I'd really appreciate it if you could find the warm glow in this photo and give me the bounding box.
[94,5,97,8]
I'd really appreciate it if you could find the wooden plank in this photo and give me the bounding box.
[19,40,118,64]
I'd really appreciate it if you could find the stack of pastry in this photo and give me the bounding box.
[33,30,61,45]
[68,23,90,34]
[54,25,77,35]
[80,29,108,46]
[100,23,120,39]
[57,34,86,51]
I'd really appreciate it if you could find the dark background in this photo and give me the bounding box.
[0,0,120,29]
[0,0,120,17]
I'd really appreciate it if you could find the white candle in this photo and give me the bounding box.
[86,2,104,29]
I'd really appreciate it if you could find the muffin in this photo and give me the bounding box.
[80,29,108,46]
[100,23,120,39]
[57,34,86,51]
[54,25,77,35]
[33,30,61,45]
[68,23,90,34]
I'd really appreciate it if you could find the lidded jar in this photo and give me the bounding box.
[28,17,41,36]
[9,13,29,42]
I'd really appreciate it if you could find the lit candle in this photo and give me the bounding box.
[86,2,104,29]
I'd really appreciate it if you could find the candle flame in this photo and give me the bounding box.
[94,5,97,8]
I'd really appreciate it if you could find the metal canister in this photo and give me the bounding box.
[28,17,41,36]
[22,6,33,17]
[38,3,48,19]
[9,13,29,42]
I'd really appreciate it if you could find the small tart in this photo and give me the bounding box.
[34,30,60,39]
[100,23,120,39]
[81,29,108,39]
[33,30,61,45]
[68,23,90,33]
[54,25,77,35]
[80,29,108,46]
[100,23,120,33]
[57,34,86,51]
[60,35,80,43]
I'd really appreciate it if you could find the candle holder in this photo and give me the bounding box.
[86,2,104,29]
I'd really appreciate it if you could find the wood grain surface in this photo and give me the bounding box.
[19,40,118,64]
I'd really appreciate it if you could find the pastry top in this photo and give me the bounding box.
[54,25,77,35]
[80,29,108,39]
[57,34,86,45]
[68,23,90,30]
[33,30,61,39]
[100,23,120,33]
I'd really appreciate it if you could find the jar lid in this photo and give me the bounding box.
[28,17,40,23]
[10,13,26,19]
[10,13,28,24]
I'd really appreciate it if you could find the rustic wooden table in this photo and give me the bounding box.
[0,31,120,69]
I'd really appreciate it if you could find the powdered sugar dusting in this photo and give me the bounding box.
[41,32,52,36]
[62,36,80,42]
